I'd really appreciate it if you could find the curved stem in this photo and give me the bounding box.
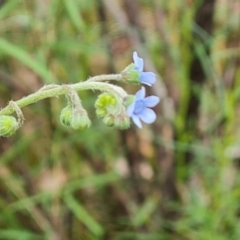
[86,74,122,82]
[0,77,128,116]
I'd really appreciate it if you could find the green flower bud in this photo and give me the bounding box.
[60,106,72,127]
[121,63,141,84]
[95,93,117,118]
[103,114,115,127]
[96,108,107,118]
[71,108,91,130]
[114,113,130,130]
[0,115,19,137]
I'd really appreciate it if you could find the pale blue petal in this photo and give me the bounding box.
[133,51,143,72]
[139,72,156,86]
[127,102,135,116]
[132,114,142,128]
[143,96,160,107]
[138,108,156,124]
[135,87,145,100]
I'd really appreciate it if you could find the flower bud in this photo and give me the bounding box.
[95,93,117,118]
[0,115,19,137]
[114,113,130,130]
[121,63,141,84]
[103,114,115,127]
[71,108,91,130]
[60,105,91,130]
[96,109,107,118]
[60,106,72,127]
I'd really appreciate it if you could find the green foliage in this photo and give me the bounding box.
[0,0,240,239]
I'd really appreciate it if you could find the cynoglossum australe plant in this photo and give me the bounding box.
[0,52,160,137]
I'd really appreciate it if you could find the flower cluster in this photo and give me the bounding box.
[93,51,159,129]
[95,93,130,129]
[124,51,160,128]
[0,51,160,137]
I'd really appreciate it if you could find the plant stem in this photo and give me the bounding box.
[87,74,122,82]
[0,74,127,116]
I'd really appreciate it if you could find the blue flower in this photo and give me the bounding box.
[133,51,156,86]
[127,87,160,128]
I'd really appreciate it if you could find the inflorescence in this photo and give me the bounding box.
[0,51,160,137]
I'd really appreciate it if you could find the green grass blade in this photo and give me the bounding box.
[64,171,120,193]
[0,0,20,20]
[132,197,159,227]
[0,230,43,240]
[0,38,55,83]
[64,193,104,237]
[63,0,85,31]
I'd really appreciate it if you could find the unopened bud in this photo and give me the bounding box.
[121,64,141,84]
[96,109,107,118]
[95,93,117,118]
[71,108,91,130]
[60,106,72,127]
[114,113,130,130]
[0,115,19,137]
[103,114,115,127]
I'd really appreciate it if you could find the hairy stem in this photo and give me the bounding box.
[0,74,127,116]
[87,74,122,82]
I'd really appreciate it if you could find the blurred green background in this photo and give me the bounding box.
[0,0,240,239]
